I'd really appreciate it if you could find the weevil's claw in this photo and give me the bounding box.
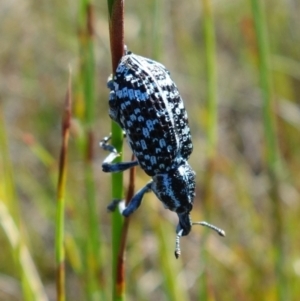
[107,199,121,212]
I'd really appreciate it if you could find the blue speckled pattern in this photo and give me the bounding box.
[107,51,196,237]
[108,52,193,176]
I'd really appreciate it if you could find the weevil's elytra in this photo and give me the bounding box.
[101,50,225,258]
[109,53,193,175]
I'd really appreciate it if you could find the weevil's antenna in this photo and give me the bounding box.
[192,221,226,237]
[174,222,225,259]
[174,229,184,259]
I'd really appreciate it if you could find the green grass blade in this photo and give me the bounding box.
[200,0,218,219]
[250,0,287,300]
[250,0,279,171]
[200,1,218,300]
[78,2,106,299]
[201,0,217,161]
[110,123,124,301]
[0,202,49,301]
[55,74,72,301]
[0,106,48,301]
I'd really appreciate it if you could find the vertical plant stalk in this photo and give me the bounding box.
[106,1,130,300]
[200,1,217,300]
[150,0,162,59]
[201,0,218,216]
[78,2,103,298]
[55,74,72,301]
[115,154,135,296]
[155,221,190,301]
[250,0,285,300]
[0,109,48,301]
[107,0,125,71]
[0,202,49,301]
[250,0,278,170]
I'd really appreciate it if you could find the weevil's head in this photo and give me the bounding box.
[151,162,196,236]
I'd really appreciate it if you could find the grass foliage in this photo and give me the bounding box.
[1,0,300,300]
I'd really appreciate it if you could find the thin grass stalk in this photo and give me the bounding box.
[150,0,162,59]
[0,202,49,301]
[55,73,72,301]
[157,228,178,301]
[201,0,217,218]
[250,0,286,300]
[201,0,217,161]
[107,0,124,71]
[115,154,135,298]
[250,0,279,170]
[106,1,126,300]
[0,108,48,301]
[0,107,18,217]
[199,1,217,300]
[78,1,104,299]
[85,133,102,300]
[155,222,190,301]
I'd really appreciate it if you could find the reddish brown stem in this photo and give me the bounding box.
[115,154,136,295]
[108,0,125,73]
[56,74,72,301]
[107,0,137,298]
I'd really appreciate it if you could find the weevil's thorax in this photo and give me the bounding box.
[107,52,193,177]
[151,162,196,216]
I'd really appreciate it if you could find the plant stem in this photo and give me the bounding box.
[250,0,286,300]
[202,0,217,160]
[106,1,126,300]
[200,1,217,300]
[78,2,105,298]
[0,108,48,301]
[55,73,72,301]
[201,0,218,216]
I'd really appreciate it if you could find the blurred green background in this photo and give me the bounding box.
[1,0,300,300]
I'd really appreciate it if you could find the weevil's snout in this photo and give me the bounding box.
[176,213,192,236]
[174,213,192,259]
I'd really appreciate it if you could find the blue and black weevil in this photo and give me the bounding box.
[101,50,225,258]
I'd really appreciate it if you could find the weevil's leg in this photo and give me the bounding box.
[100,134,117,153]
[102,159,139,173]
[100,133,127,153]
[100,133,138,172]
[122,182,152,217]
[100,132,127,153]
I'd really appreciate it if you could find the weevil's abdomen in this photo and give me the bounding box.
[108,53,193,176]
